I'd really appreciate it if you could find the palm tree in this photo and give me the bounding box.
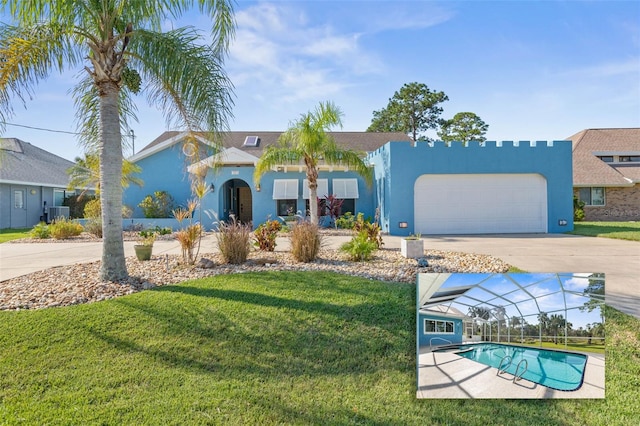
[254,101,373,225]
[0,1,235,280]
[67,153,143,198]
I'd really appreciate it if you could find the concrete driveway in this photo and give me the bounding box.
[1,233,638,318]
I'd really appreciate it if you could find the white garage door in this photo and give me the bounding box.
[414,174,547,234]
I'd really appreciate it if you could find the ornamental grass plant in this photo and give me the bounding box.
[216,217,252,264]
[290,221,322,262]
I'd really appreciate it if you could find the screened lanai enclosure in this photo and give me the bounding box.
[417,273,605,349]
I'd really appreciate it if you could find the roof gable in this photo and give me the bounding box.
[187,147,259,173]
[0,138,75,187]
[568,128,640,186]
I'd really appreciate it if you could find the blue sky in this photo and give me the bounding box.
[1,0,638,161]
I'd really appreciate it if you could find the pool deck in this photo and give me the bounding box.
[416,346,605,399]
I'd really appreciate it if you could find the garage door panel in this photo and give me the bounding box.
[414,174,547,234]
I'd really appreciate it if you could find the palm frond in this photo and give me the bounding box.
[128,27,234,142]
[0,22,82,132]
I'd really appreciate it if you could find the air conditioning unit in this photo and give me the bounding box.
[49,206,70,220]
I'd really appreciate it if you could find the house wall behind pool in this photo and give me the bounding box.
[368,140,574,236]
[418,313,463,347]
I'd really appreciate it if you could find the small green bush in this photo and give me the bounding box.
[253,220,282,251]
[49,217,83,239]
[574,195,585,222]
[340,231,378,261]
[335,211,355,229]
[353,213,383,248]
[30,222,50,239]
[138,191,175,218]
[290,221,322,262]
[84,218,102,238]
[63,194,96,219]
[216,217,252,264]
[83,198,102,219]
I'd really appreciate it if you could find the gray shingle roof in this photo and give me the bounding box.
[568,128,640,186]
[137,130,413,157]
[0,138,75,187]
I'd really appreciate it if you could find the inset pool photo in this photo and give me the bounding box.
[416,273,605,399]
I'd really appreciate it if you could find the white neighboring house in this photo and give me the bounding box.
[0,138,81,229]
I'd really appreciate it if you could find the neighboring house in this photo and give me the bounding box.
[124,132,574,236]
[569,128,640,221]
[0,138,77,229]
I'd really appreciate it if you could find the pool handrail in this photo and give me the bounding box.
[497,355,512,375]
[429,337,453,350]
[513,359,528,383]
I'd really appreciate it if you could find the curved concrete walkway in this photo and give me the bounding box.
[1,233,638,318]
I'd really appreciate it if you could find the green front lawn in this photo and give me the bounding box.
[568,221,640,241]
[0,272,638,425]
[0,228,30,243]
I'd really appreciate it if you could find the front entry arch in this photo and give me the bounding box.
[222,179,253,224]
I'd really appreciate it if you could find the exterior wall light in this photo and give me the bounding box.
[256,184,261,192]
[210,183,215,192]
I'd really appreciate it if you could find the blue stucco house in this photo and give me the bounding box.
[417,304,468,348]
[124,132,574,235]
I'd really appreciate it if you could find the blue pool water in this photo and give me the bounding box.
[443,343,587,391]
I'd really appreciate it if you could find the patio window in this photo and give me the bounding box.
[578,187,605,206]
[332,178,358,216]
[273,179,298,216]
[302,179,329,199]
[424,319,455,334]
[272,179,298,200]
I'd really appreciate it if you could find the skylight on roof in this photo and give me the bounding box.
[243,136,260,147]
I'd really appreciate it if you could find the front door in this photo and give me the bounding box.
[237,186,252,224]
[11,187,27,228]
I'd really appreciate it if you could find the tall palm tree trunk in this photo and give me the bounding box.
[99,82,127,281]
[308,182,319,225]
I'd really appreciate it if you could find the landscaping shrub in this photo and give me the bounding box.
[335,211,355,229]
[138,190,175,218]
[290,221,322,262]
[49,217,83,239]
[176,224,202,265]
[253,220,282,251]
[29,222,50,239]
[83,198,102,219]
[574,195,585,222]
[216,217,252,264]
[84,219,102,238]
[63,194,95,218]
[353,212,384,248]
[340,231,378,261]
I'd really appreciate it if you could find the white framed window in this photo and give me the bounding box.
[424,319,455,334]
[578,187,605,206]
[14,190,24,209]
[302,179,329,199]
[272,179,298,200]
[277,199,297,216]
[332,178,359,199]
[53,189,66,206]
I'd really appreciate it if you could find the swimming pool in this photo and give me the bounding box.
[436,343,588,391]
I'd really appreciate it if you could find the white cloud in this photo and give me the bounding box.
[227,2,384,105]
